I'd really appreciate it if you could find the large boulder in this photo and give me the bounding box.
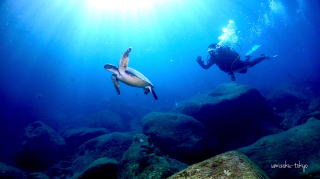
[71,132,133,177]
[238,117,320,179]
[175,83,278,151]
[168,151,269,179]
[142,112,205,163]
[0,162,26,179]
[267,88,310,129]
[16,121,66,171]
[27,172,49,179]
[266,84,320,129]
[119,134,187,179]
[76,158,118,179]
[267,88,307,113]
[306,110,320,120]
[46,160,73,178]
[62,127,109,153]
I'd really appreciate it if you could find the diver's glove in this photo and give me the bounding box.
[196,56,204,65]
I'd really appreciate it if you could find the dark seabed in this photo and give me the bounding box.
[0,0,319,178]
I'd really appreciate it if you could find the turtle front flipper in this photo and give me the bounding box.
[119,47,132,71]
[112,74,120,95]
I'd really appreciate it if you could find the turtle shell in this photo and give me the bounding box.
[125,67,153,86]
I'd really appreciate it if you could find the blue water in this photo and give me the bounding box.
[0,0,319,163]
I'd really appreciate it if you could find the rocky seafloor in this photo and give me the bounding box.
[0,82,319,179]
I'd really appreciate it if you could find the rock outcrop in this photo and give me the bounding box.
[27,172,49,179]
[71,132,133,177]
[168,151,269,179]
[142,112,205,163]
[267,88,307,113]
[238,117,320,179]
[0,162,26,179]
[173,83,278,159]
[62,127,109,153]
[16,121,66,171]
[76,158,118,179]
[266,85,320,129]
[119,134,187,179]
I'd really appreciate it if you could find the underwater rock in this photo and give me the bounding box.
[238,117,320,179]
[276,109,307,130]
[142,112,205,163]
[71,132,132,176]
[176,83,277,153]
[168,151,269,179]
[299,110,320,128]
[62,127,109,153]
[46,160,73,178]
[267,88,307,113]
[76,132,133,160]
[306,110,320,120]
[119,134,187,179]
[76,158,118,179]
[266,84,320,129]
[27,172,49,179]
[308,98,320,112]
[267,88,311,129]
[0,162,26,179]
[16,121,66,171]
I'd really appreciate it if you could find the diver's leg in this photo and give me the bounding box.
[231,60,248,74]
[247,56,269,67]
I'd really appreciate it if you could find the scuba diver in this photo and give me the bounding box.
[196,43,277,81]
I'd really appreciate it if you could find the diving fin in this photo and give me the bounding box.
[245,44,261,57]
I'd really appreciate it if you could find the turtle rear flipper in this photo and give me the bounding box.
[151,88,158,100]
[112,74,120,95]
[144,87,157,100]
[144,88,150,95]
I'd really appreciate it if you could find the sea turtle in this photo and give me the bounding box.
[104,47,158,100]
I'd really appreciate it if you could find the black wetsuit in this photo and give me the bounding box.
[197,45,268,81]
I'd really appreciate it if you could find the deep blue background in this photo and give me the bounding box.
[0,0,319,160]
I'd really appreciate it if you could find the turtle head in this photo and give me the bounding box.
[104,64,119,74]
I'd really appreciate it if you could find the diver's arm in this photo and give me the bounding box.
[196,56,214,69]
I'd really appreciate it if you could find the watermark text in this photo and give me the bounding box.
[270,161,308,172]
